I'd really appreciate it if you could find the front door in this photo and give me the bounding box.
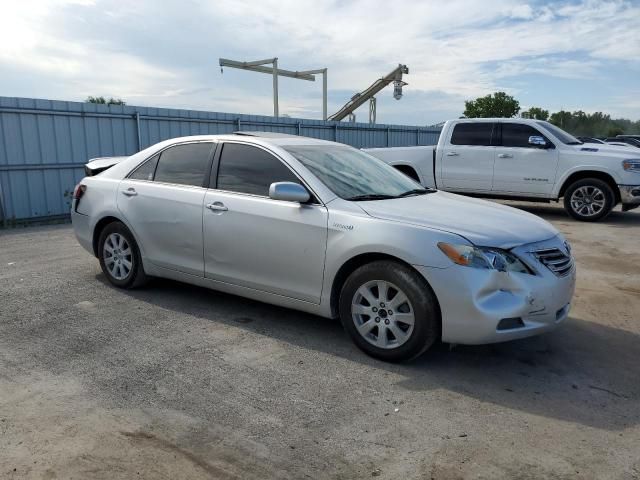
[492,123,560,196]
[203,142,328,303]
[439,122,495,192]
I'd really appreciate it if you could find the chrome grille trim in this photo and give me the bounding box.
[531,247,574,277]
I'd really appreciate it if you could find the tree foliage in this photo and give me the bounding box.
[86,96,126,106]
[523,107,549,120]
[461,92,639,137]
[463,92,520,118]
[548,110,640,137]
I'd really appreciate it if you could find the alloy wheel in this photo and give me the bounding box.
[351,280,415,349]
[103,232,133,280]
[570,185,606,217]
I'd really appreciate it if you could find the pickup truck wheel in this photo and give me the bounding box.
[339,261,439,362]
[563,178,614,222]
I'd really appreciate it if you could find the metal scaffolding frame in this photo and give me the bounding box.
[219,57,328,119]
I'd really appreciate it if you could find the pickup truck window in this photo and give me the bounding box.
[535,121,582,145]
[450,123,493,146]
[501,123,549,148]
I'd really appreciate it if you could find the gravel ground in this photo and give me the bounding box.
[1,203,639,480]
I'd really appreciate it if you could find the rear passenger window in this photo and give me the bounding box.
[154,143,213,187]
[129,154,159,181]
[216,143,300,196]
[502,123,548,148]
[450,123,494,146]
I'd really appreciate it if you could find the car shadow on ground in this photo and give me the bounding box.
[109,275,640,433]
[499,201,640,228]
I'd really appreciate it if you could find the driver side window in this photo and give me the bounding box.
[501,123,551,148]
[216,143,301,197]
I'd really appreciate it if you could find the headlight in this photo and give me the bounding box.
[622,159,640,172]
[437,242,532,274]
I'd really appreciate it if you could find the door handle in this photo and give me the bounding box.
[446,152,459,156]
[122,188,137,197]
[206,202,228,212]
[497,153,513,158]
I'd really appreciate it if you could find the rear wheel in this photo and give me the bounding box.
[98,222,148,288]
[563,178,614,222]
[339,261,439,362]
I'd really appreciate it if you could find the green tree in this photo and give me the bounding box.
[86,96,126,106]
[523,107,549,120]
[463,91,520,118]
[547,110,640,137]
[607,126,624,137]
[549,110,573,129]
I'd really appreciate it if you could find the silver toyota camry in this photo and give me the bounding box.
[71,132,576,362]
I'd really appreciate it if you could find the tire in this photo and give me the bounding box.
[339,260,440,362]
[98,221,148,289]
[394,165,420,183]
[563,178,614,222]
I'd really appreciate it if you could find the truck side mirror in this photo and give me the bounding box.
[528,136,548,148]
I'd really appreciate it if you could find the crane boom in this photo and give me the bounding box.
[328,64,408,122]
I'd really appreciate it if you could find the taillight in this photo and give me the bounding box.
[73,184,86,200]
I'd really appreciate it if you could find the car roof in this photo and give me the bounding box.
[450,118,548,123]
[150,132,345,148]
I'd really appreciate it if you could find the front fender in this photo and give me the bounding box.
[553,165,623,198]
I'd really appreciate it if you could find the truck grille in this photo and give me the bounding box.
[532,248,574,277]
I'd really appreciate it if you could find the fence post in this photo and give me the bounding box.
[135,112,142,151]
[334,124,338,142]
[387,127,391,147]
[297,122,301,136]
[416,128,420,146]
[0,182,6,228]
[237,118,241,131]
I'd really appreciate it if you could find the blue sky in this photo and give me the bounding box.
[1,0,639,125]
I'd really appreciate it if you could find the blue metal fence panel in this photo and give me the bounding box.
[0,96,441,223]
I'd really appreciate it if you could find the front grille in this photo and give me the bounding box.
[532,248,574,277]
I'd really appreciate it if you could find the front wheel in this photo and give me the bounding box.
[563,178,614,222]
[339,261,440,362]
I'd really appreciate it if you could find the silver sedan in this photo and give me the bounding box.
[71,132,575,362]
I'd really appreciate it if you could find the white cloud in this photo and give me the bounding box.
[0,0,638,123]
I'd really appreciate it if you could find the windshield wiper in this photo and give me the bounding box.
[397,188,434,197]
[346,193,399,201]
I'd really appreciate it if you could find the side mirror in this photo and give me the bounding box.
[269,182,310,203]
[528,135,548,148]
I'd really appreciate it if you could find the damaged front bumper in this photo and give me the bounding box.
[619,185,640,212]
[416,237,576,345]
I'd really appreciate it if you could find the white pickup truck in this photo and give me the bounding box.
[364,118,640,221]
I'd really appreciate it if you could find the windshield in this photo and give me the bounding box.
[536,121,582,145]
[283,145,428,201]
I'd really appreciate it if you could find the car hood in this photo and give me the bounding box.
[573,144,639,156]
[357,191,559,249]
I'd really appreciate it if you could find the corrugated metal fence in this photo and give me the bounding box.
[0,96,441,224]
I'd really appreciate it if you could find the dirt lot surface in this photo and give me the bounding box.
[1,203,639,479]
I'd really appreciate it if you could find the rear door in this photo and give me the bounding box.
[439,122,495,191]
[203,142,328,303]
[117,141,215,276]
[492,123,559,196]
